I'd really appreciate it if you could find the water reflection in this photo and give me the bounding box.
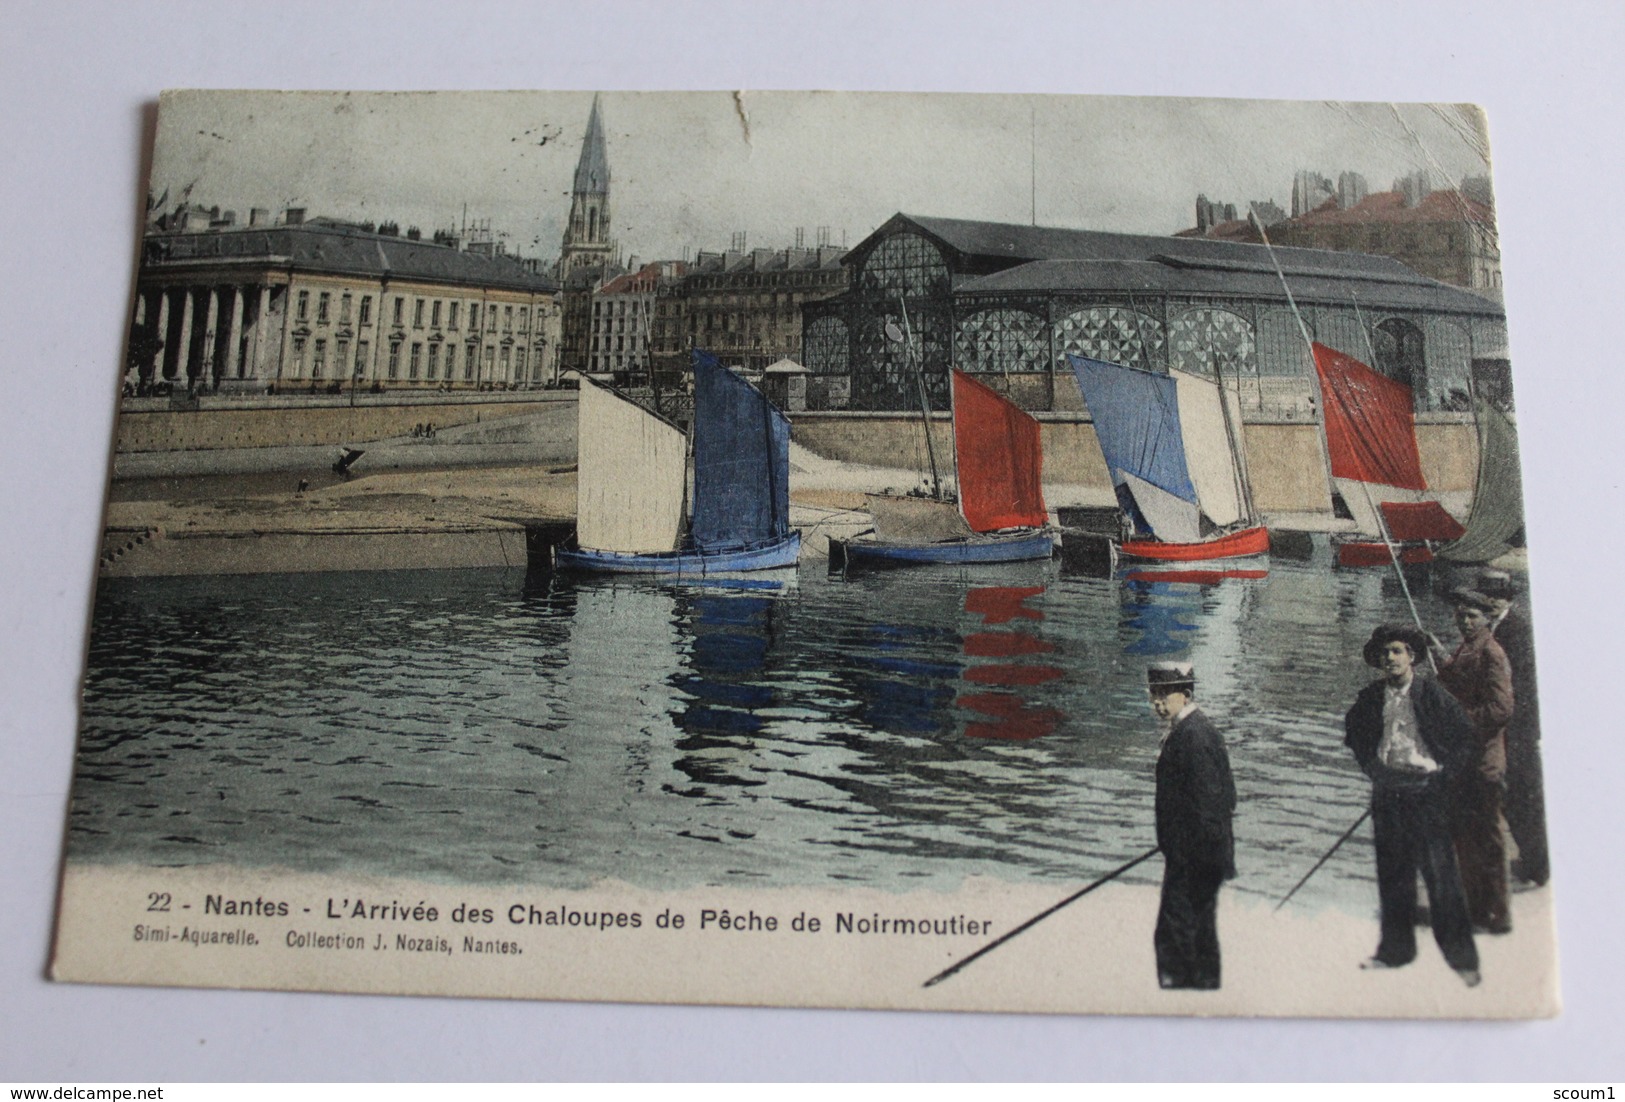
[69,556,1491,907]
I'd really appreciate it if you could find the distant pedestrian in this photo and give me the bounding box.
[1437,589,1516,934]
[1479,569,1548,886]
[1344,624,1481,986]
[1147,662,1236,990]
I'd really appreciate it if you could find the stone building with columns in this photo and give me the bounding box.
[129,218,561,396]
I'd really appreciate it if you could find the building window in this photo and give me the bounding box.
[431,300,441,328]
[292,336,306,375]
[427,343,440,380]
[336,339,350,378]
[312,338,326,378]
[359,296,373,325]
[317,292,331,324]
[297,291,310,321]
[518,307,528,333]
[448,301,460,329]
[1373,317,1428,409]
[484,345,495,378]
[500,346,510,380]
[413,299,425,328]
[1168,307,1255,379]
[470,303,481,330]
[515,348,526,379]
[409,342,422,379]
[855,232,950,300]
[1054,306,1166,374]
[355,340,369,378]
[504,305,513,331]
[393,297,405,326]
[340,293,352,323]
[444,344,456,380]
[487,305,497,332]
[465,344,478,381]
[388,340,401,380]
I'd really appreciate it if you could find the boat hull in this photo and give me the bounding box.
[1119,525,1270,562]
[1334,538,1434,567]
[556,531,802,575]
[829,529,1055,570]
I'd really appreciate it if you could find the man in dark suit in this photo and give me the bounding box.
[1479,569,1548,886]
[1148,662,1236,990]
[1345,624,1482,986]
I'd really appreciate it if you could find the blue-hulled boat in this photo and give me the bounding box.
[829,370,1054,570]
[555,350,801,576]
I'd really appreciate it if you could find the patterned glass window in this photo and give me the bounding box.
[1426,318,1473,412]
[803,316,850,375]
[954,309,1048,374]
[1168,307,1256,379]
[1053,306,1164,372]
[1312,309,1370,362]
[851,306,948,411]
[854,232,950,300]
[1255,310,1313,376]
[1373,318,1426,409]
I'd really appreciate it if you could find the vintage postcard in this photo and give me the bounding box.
[50,89,1557,1018]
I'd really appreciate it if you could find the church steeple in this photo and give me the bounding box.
[560,94,614,279]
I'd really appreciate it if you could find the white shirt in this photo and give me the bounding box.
[1377,676,1439,774]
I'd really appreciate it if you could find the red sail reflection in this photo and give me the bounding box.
[958,586,1061,740]
[957,692,1064,741]
[1124,569,1268,585]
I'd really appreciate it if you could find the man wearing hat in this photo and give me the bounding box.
[1437,588,1516,933]
[1344,624,1481,984]
[1479,569,1548,886]
[1147,661,1236,990]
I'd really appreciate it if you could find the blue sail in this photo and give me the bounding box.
[1066,355,1199,504]
[690,350,791,551]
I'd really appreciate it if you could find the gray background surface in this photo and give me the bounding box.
[2,0,1619,1081]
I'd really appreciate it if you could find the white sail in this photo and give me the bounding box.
[1172,369,1244,527]
[866,493,975,543]
[575,382,688,554]
[1121,470,1203,544]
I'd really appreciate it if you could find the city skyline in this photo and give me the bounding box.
[150,90,1493,265]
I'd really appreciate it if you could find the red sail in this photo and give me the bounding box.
[1379,500,1467,541]
[952,371,1048,532]
[1312,342,1428,491]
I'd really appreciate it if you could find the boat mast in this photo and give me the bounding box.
[1209,349,1256,524]
[891,298,942,501]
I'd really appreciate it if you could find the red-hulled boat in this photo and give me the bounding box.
[1067,355,1269,564]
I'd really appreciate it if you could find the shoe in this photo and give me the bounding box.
[1456,968,1483,988]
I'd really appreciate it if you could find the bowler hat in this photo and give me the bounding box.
[1363,623,1431,668]
[1146,661,1196,690]
[1476,569,1520,600]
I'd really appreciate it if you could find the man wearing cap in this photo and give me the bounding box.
[1344,624,1481,984]
[1479,569,1548,886]
[1437,589,1516,933]
[1147,662,1236,990]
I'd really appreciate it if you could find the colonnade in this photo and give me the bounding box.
[131,283,280,392]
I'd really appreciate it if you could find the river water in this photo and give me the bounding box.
[68,551,1479,912]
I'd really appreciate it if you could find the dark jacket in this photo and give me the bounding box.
[1344,675,1478,782]
[1155,709,1237,877]
[1493,607,1540,741]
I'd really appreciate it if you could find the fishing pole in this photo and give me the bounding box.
[1274,808,1371,912]
[922,845,1160,989]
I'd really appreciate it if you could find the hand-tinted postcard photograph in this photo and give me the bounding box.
[50,88,1557,1018]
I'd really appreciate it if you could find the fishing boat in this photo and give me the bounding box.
[1065,354,1269,562]
[1309,342,1465,568]
[1437,396,1525,563]
[828,370,1054,570]
[555,349,801,575]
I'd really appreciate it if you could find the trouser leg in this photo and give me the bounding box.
[1419,790,1481,973]
[1452,774,1511,931]
[1372,790,1419,966]
[1506,731,1549,884]
[1156,860,1221,988]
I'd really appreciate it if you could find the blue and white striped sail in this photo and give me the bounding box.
[690,350,792,552]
